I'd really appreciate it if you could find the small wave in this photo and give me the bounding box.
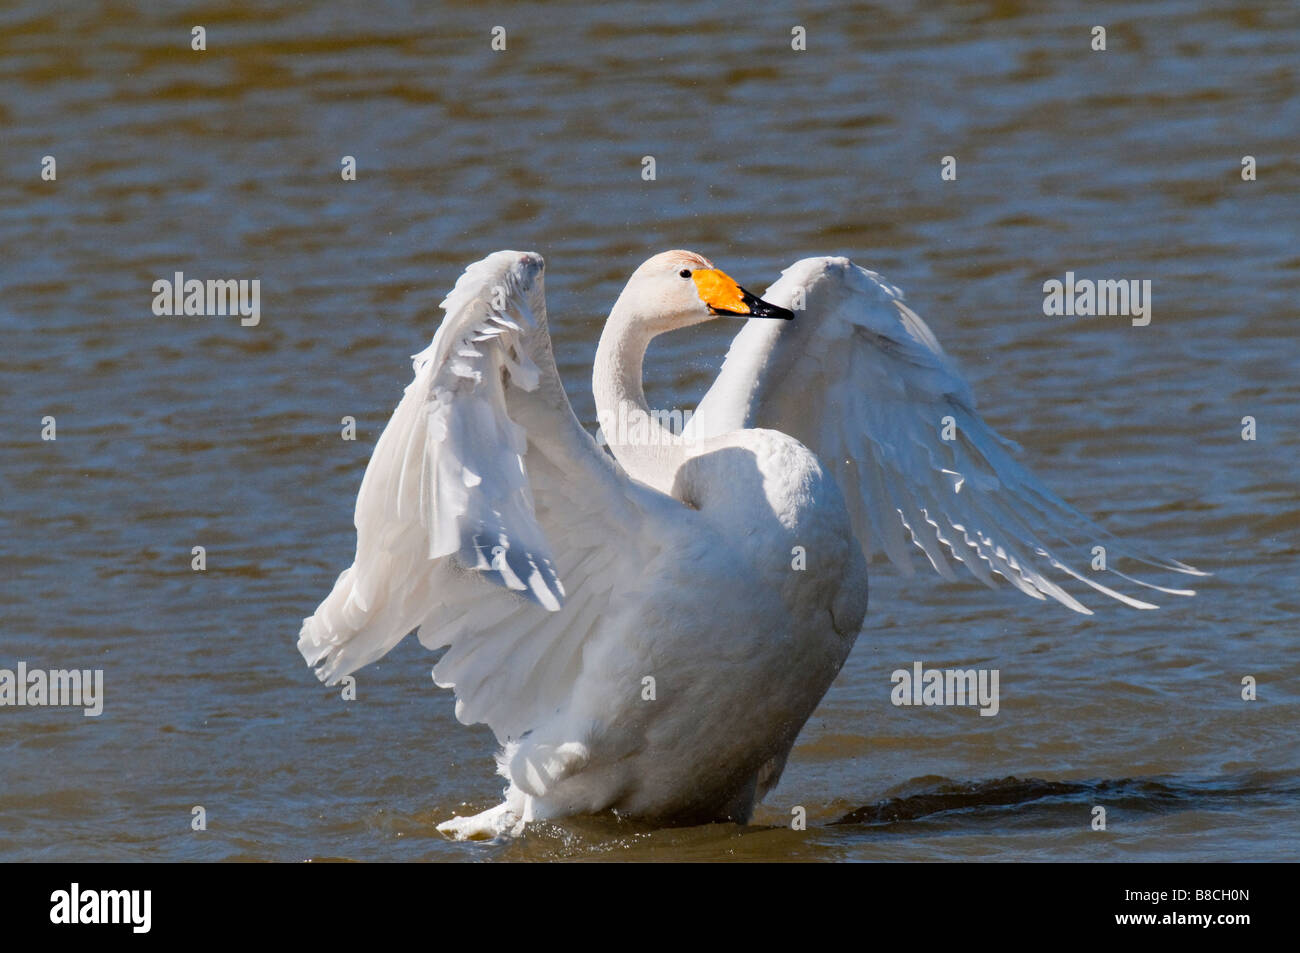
[832,773,1300,827]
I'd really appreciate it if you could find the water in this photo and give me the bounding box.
[1,0,1297,861]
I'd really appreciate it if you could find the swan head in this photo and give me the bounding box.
[616,250,794,334]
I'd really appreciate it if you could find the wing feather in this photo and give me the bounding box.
[689,256,1203,614]
[299,250,680,743]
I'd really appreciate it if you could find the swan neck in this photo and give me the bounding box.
[593,296,686,490]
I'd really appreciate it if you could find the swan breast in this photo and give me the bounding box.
[672,428,869,633]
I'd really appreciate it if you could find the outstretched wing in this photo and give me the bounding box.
[298,250,675,741]
[687,256,1203,615]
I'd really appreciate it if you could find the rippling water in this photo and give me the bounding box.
[2,0,1297,861]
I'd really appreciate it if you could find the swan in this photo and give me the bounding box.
[297,249,1201,839]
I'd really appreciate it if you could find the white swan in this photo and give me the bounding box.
[297,249,1201,839]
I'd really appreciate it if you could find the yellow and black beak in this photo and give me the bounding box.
[692,268,794,320]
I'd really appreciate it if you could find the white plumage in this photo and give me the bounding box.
[689,257,1204,612]
[298,249,1200,838]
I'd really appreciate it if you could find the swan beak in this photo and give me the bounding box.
[693,269,795,320]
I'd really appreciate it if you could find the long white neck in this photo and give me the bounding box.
[592,296,689,492]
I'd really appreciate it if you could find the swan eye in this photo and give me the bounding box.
[679,269,692,279]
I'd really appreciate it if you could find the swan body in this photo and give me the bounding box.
[298,249,1199,839]
[483,427,866,833]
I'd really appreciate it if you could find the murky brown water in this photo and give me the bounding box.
[2,0,1298,861]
